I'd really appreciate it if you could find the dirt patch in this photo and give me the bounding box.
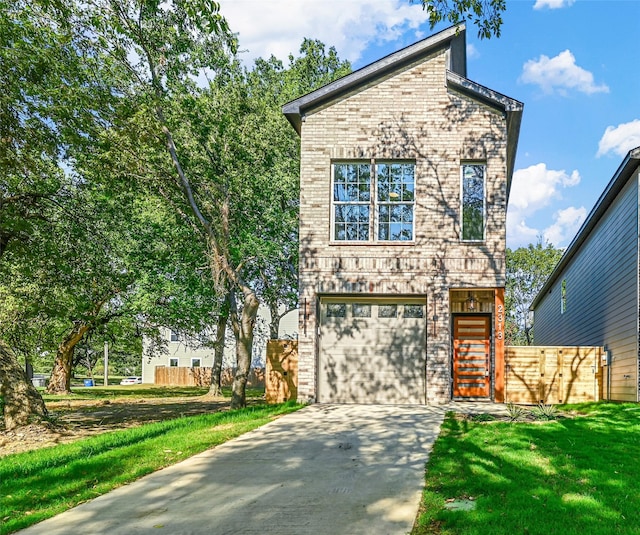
[0,396,261,457]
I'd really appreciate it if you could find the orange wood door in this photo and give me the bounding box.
[453,316,491,398]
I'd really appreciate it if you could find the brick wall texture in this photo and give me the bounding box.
[297,46,508,403]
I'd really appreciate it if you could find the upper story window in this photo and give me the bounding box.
[333,161,415,242]
[169,330,180,342]
[461,163,486,242]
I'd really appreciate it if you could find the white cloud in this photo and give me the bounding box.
[533,0,575,9]
[466,43,480,60]
[506,215,540,248]
[542,206,587,246]
[520,50,609,95]
[507,163,581,247]
[597,119,640,157]
[509,163,580,216]
[219,0,431,66]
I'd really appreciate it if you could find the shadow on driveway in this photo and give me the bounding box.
[18,404,447,535]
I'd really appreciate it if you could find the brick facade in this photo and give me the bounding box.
[284,26,522,403]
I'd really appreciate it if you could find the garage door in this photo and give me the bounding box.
[318,298,426,403]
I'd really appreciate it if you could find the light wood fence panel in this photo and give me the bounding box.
[266,340,298,403]
[505,346,603,404]
[155,366,265,388]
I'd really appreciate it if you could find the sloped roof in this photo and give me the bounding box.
[282,24,523,187]
[531,147,640,310]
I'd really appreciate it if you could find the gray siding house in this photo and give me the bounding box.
[282,25,523,404]
[532,147,640,402]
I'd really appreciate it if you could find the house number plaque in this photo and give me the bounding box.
[496,304,504,340]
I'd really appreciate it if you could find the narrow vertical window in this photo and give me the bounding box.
[333,163,371,241]
[461,163,486,241]
[561,279,567,314]
[377,162,415,241]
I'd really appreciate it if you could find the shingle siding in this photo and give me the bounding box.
[534,174,639,401]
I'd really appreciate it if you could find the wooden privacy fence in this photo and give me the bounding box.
[266,340,298,403]
[155,366,265,388]
[505,346,603,404]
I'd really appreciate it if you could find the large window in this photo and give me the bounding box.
[461,163,486,241]
[333,161,415,242]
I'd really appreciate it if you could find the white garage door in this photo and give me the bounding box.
[318,297,427,403]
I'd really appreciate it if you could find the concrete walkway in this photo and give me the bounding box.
[18,403,503,535]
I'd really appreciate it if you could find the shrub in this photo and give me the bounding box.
[506,402,528,421]
[530,403,558,420]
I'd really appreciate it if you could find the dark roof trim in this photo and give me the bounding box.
[282,24,467,134]
[531,147,640,309]
[446,71,523,191]
[446,70,523,112]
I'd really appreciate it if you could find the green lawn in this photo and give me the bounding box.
[1,401,300,535]
[40,385,264,402]
[413,403,640,535]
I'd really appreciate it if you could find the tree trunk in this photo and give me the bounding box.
[46,323,90,394]
[229,286,260,409]
[208,291,230,397]
[0,341,48,430]
[268,299,279,340]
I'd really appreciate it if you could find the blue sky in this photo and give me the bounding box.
[219,0,640,249]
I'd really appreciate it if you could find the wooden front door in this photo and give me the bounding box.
[453,315,491,398]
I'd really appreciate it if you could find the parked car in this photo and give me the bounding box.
[120,376,142,385]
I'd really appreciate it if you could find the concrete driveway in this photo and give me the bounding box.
[18,404,448,535]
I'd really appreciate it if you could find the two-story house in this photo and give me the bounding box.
[283,25,523,404]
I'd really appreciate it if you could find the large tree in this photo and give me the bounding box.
[505,241,563,345]
[0,0,118,421]
[78,4,350,405]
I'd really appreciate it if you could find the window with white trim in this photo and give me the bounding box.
[169,358,179,367]
[191,358,201,368]
[461,163,486,241]
[332,161,415,242]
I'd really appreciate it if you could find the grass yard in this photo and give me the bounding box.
[1,401,300,535]
[413,403,640,535]
[39,384,265,402]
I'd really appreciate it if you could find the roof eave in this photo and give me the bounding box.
[282,24,467,135]
[531,147,640,310]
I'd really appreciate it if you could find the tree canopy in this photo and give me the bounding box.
[505,241,564,345]
[418,0,506,38]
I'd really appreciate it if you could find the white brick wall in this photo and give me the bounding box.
[297,48,508,403]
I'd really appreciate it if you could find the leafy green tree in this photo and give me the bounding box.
[0,0,117,421]
[505,241,563,345]
[78,4,350,405]
[246,41,351,338]
[417,0,506,38]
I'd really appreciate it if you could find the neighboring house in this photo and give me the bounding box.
[532,147,640,402]
[282,25,523,404]
[141,308,298,384]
